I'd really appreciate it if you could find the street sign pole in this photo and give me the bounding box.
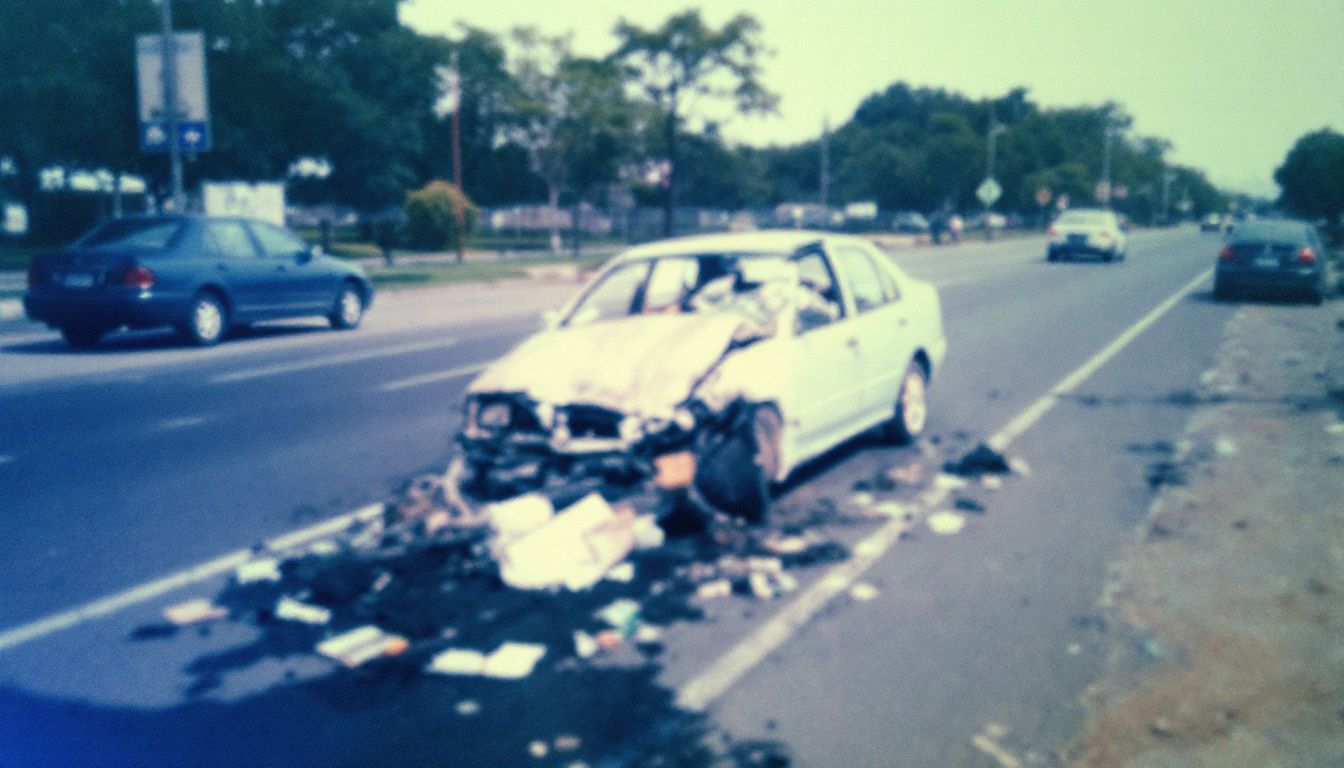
[160,0,183,211]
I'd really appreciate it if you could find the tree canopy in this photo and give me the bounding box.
[1275,128,1344,241]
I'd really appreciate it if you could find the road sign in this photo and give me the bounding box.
[136,32,211,153]
[976,177,1002,207]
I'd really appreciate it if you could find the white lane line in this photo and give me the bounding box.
[378,361,490,392]
[985,268,1212,452]
[0,504,384,654]
[210,338,457,384]
[0,299,22,321]
[675,266,1213,712]
[156,415,212,431]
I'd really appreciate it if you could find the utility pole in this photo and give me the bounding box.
[1160,169,1176,224]
[986,121,1006,183]
[1100,111,1115,211]
[159,0,183,211]
[819,115,830,212]
[450,51,465,262]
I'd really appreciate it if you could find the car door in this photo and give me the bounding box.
[831,241,912,419]
[248,220,334,314]
[787,246,868,454]
[199,219,272,319]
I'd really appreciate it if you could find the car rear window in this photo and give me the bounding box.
[78,219,183,250]
[1057,211,1111,227]
[1228,221,1310,245]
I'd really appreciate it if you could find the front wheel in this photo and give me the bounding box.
[883,361,929,444]
[694,404,781,523]
[180,292,226,347]
[329,283,365,330]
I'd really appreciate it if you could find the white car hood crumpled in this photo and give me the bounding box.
[467,312,752,418]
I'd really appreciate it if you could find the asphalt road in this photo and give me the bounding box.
[0,227,1239,766]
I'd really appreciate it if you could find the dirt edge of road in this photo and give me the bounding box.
[1065,300,1344,767]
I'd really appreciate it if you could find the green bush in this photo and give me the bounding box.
[404,180,477,251]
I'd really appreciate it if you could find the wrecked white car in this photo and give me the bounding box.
[456,230,947,521]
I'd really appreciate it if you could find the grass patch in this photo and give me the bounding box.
[0,241,60,271]
[370,262,531,288]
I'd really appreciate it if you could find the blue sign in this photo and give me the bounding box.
[140,120,211,153]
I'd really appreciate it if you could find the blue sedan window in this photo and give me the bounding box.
[203,221,259,260]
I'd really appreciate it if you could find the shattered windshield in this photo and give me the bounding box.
[562,252,797,335]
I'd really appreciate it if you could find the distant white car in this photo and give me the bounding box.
[456,230,948,521]
[1047,208,1127,262]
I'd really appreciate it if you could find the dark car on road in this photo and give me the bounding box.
[24,215,374,347]
[1213,219,1328,304]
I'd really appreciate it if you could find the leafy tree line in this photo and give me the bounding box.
[1,0,1229,237]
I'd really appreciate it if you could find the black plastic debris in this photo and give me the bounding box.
[953,497,986,514]
[942,443,1012,476]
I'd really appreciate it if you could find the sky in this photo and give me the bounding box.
[401,0,1344,197]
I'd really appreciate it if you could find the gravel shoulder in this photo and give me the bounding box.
[1066,299,1344,767]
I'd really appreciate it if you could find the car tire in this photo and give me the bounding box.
[60,325,104,349]
[1212,280,1232,302]
[883,360,929,445]
[1307,287,1324,305]
[694,404,781,523]
[329,282,365,330]
[1102,250,1114,262]
[1046,250,1058,262]
[180,291,227,347]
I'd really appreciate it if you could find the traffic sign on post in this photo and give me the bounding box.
[976,177,1002,208]
[136,32,211,154]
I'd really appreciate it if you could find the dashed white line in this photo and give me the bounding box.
[0,504,384,654]
[0,455,13,466]
[378,362,490,392]
[210,338,458,383]
[156,415,212,431]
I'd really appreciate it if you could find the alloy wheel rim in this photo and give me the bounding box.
[195,299,222,341]
[902,371,927,435]
[340,291,362,325]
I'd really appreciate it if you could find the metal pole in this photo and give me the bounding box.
[819,115,829,212]
[1101,122,1114,211]
[1161,170,1175,223]
[450,51,465,263]
[160,0,183,211]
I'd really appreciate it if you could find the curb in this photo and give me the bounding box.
[0,299,22,321]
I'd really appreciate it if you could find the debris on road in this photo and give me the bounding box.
[849,583,880,602]
[927,511,967,535]
[162,599,228,626]
[274,596,332,626]
[483,642,547,679]
[235,557,282,584]
[953,497,986,514]
[495,493,634,592]
[885,462,925,487]
[696,579,733,600]
[427,648,487,676]
[932,473,968,491]
[971,722,1022,768]
[943,443,1012,476]
[317,625,409,668]
[980,475,1004,491]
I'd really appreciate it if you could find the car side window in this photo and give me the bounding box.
[250,222,308,258]
[640,257,698,313]
[792,250,844,333]
[203,221,259,260]
[565,261,652,326]
[836,246,889,313]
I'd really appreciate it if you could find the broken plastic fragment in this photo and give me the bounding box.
[605,562,635,583]
[696,579,732,600]
[632,515,665,549]
[980,475,1004,491]
[871,501,906,518]
[595,630,624,651]
[488,493,555,542]
[496,493,633,592]
[428,648,488,676]
[553,734,582,752]
[572,630,598,659]
[317,626,408,668]
[307,540,340,556]
[529,741,549,759]
[849,583,880,602]
[162,599,227,626]
[762,535,812,555]
[275,597,332,626]
[748,572,775,600]
[597,599,641,635]
[885,463,925,486]
[1007,457,1031,476]
[1214,438,1238,456]
[849,491,875,508]
[235,558,282,585]
[933,474,969,491]
[454,699,481,717]
[483,642,547,679]
[927,511,967,535]
[634,625,663,643]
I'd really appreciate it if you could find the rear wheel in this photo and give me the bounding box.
[180,291,226,347]
[1212,279,1232,302]
[329,282,365,330]
[60,325,104,349]
[883,361,929,444]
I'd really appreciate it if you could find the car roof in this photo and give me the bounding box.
[1229,219,1314,241]
[618,229,828,260]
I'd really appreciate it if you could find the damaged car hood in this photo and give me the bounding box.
[468,313,754,417]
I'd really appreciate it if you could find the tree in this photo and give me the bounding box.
[505,29,634,253]
[1275,129,1344,242]
[405,180,477,251]
[612,9,777,235]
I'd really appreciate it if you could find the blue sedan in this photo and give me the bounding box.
[24,215,374,347]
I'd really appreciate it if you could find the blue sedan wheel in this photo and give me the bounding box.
[330,283,365,330]
[181,292,226,347]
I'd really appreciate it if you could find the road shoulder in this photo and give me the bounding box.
[1067,300,1344,767]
